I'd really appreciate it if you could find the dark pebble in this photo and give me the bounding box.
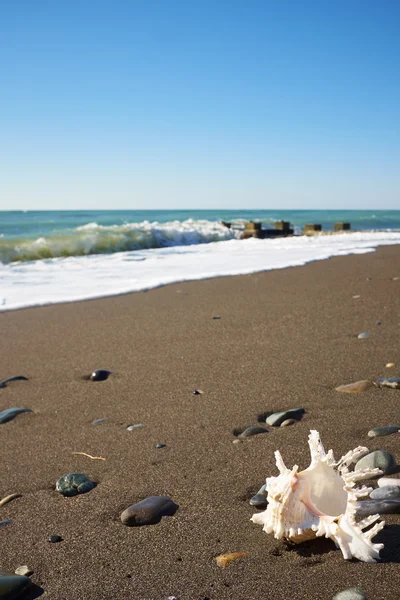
[355,450,396,474]
[0,520,12,529]
[121,496,179,526]
[249,494,268,509]
[56,473,96,497]
[156,443,166,449]
[212,316,221,319]
[239,426,268,438]
[0,572,31,598]
[0,408,33,424]
[266,408,305,427]
[90,369,112,381]
[376,377,400,389]
[48,535,62,543]
[0,376,29,389]
[193,389,203,395]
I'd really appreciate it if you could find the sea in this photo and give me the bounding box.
[1,209,400,312]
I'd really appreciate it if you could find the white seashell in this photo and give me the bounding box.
[251,430,385,562]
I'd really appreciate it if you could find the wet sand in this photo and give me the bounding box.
[1,245,400,599]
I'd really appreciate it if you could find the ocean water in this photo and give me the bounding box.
[1,209,400,311]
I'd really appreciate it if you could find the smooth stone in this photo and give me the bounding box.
[92,418,105,425]
[212,316,221,319]
[90,369,112,381]
[376,377,400,389]
[266,408,305,427]
[378,476,400,488]
[56,473,96,497]
[14,567,33,577]
[127,424,145,431]
[280,418,297,427]
[386,362,395,368]
[357,332,370,339]
[370,485,400,500]
[332,588,367,600]
[356,498,400,518]
[335,380,374,393]
[193,389,203,395]
[368,426,399,438]
[0,573,31,599]
[121,496,179,526]
[0,376,28,389]
[0,408,33,424]
[48,535,62,543]
[239,426,268,438]
[0,520,12,529]
[156,443,166,449]
[249,494,268,509]
[355,450,396,475]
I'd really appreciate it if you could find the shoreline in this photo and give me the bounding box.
[1,245,400,599]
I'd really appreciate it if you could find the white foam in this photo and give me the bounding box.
[1,231,400,311]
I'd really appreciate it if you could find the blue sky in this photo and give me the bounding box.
[1,1,399,210]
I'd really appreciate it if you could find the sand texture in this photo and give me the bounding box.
[1,245,400,599]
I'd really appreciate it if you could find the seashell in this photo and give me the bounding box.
[251,430,385,562]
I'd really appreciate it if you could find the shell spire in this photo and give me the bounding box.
[251,430,385,562]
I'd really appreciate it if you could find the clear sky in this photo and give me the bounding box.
[1,1,399,210]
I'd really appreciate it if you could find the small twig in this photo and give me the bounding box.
[0,493,22,507]
[72,452,106,461]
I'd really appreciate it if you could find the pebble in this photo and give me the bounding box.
[280,418,297,427]
[0,376,28,389]
[249,484,267,507]
[355,450,396,475]
[56,473,96,497]
[0,572,31,598]
[193,389,203,395]
[212,316,221,319]
[370,485,400,500]
[156,443,166,449]
[14,567,33,577]
[332,588,367,600]
[335,380,374,393]
[356,498,400,518]
[357,332,370,339]
[121,496,179,526]
[0,408,33,424]
[239,426,268,438]
[90,369,112,381]
[377,321,382,325]
[378,476,400,488]
[48,535,63,543]
[266,408,305,427]
[92,418,105,425]
[376,377,400,389]
[0,520,12,529]
[386,362,395,368]
[368,426,399,438]
[127,424,145,431]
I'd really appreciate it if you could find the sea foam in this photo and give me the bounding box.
[1,231,400,311]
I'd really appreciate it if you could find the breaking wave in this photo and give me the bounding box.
[0,219,239,263]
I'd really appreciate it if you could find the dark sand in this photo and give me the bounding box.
[1,245,400,599]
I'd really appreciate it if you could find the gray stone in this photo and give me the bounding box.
[0,520,12,529]
[156,443,166,449]
[14,567,33,577]
[332,588,367,600]
[370,485,400,500]
[56,473,96,497]
[355,450,396,475]
[48,535,62,543]
[0,408,33,424]
[239,426,268,438]
[376,377,400,389]
[121,496,179,526]
[357,332,370,339]
[0,376,28,389]
[0,572,31,599]
[266,408,305,427]
[356,498,400,518]
[127,424,145,431]
[249,494,268,508]
[368,426,399,438]
[92,418,105,425]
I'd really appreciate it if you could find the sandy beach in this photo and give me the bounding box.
[1,245,400,600]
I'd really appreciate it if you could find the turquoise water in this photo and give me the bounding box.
[0,209,399,263]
